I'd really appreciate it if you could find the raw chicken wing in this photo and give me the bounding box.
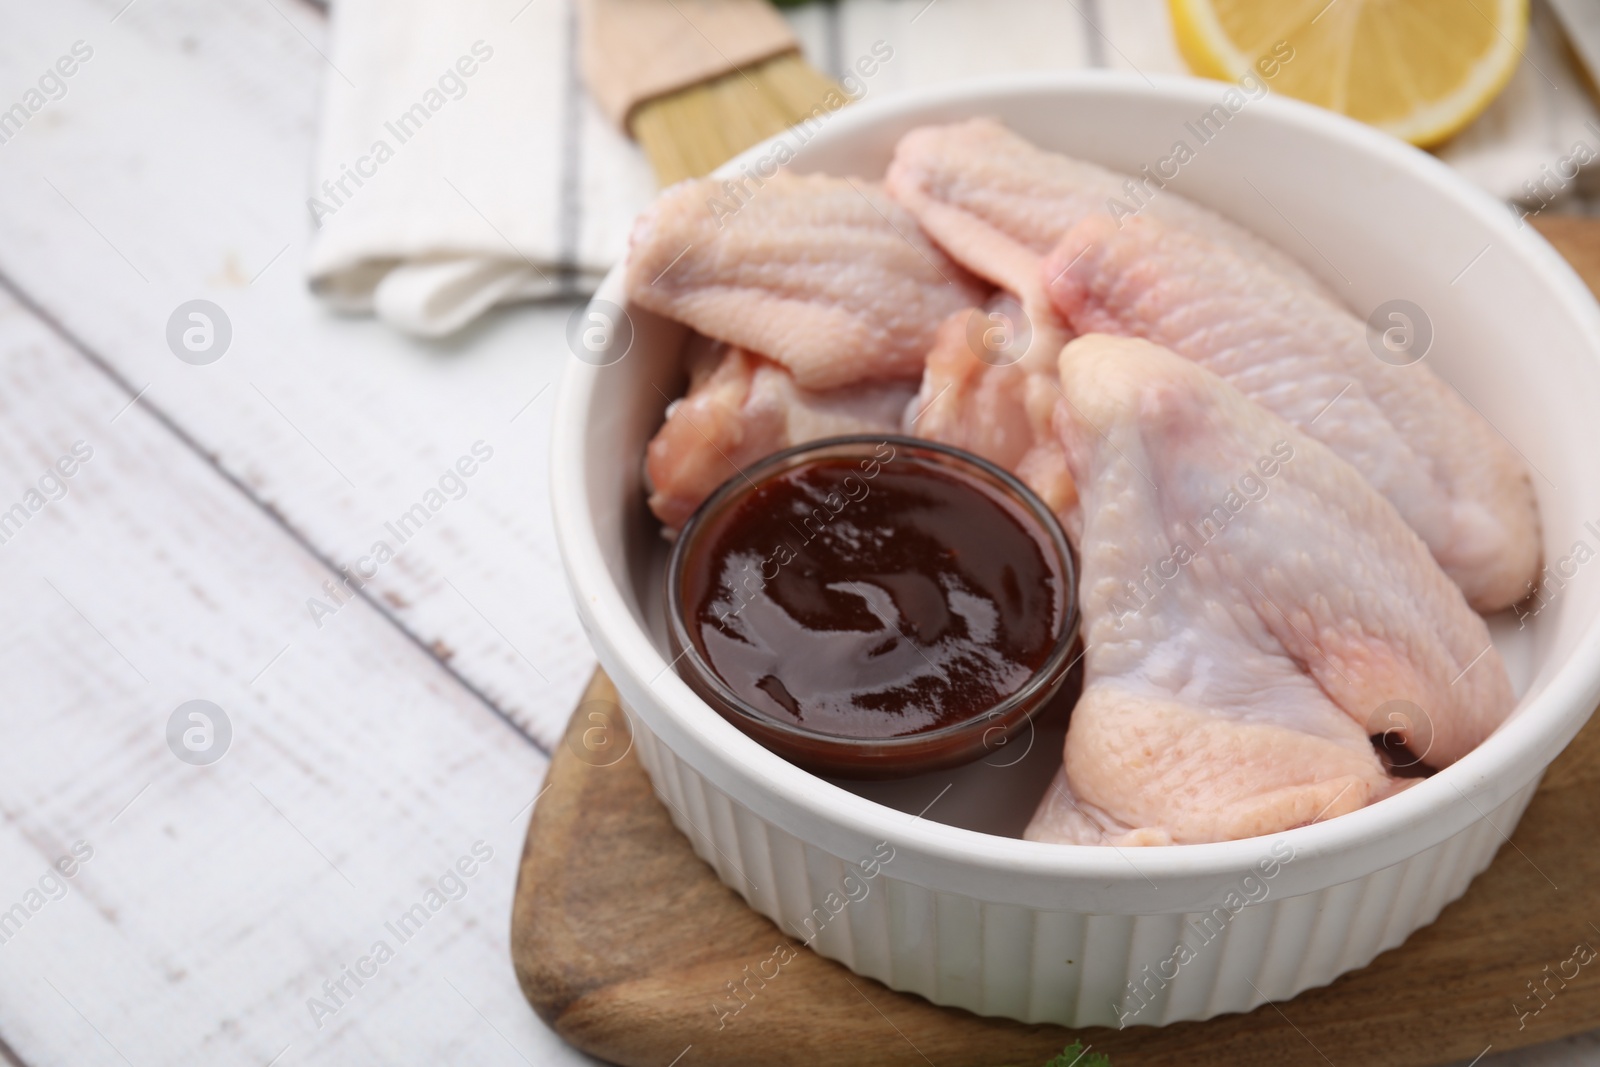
[1043,214,1541,612]
[907,297,1077,515]
[885,118,1326,299]
[883,118,1318,500]
[626,174,986,390]
[1025,335,1515,846]
[646,341,916,530]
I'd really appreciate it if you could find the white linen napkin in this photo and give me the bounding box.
[305,0,654,336]
[306,0,1600,338]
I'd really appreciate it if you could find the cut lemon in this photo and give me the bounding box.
[1169,0,1529,147]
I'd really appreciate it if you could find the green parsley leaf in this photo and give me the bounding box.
[1044,1043,1112,1067]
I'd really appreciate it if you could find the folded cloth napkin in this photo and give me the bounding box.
[307,0,1600,337]
[305,0,654,336]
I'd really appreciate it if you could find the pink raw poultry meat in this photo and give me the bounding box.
[884,117,1327,300]
[883,118,1322,503]
[906,294,1059,465]
[645,340,916,531]
[1043,213,1541,612]
[625,174,987,391]
[907,297,1077,517]
[1026,335,1514,846]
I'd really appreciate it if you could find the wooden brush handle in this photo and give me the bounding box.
[580,0,799,129]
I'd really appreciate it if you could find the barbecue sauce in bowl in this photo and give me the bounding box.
[667,436,1078,778]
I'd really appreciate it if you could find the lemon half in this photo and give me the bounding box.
[1170,0,1529,147]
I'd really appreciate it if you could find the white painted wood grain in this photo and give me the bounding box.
[0,291,603,1065]
[0,0,596,751]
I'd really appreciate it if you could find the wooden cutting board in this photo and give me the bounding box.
[512,217,1600,1067]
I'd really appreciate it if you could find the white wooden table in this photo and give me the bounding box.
[0,0,1595,1064]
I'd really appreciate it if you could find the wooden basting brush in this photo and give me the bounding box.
[579,0,845,185]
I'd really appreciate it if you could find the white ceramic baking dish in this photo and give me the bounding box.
[550,72,1600,1027]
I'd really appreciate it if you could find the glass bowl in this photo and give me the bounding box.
[665,434,1081,779]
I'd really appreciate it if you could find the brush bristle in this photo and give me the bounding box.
[631,53,843,186]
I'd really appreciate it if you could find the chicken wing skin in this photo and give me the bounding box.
[884,117,1327,299]
[625,173,986,391]
[906,298,1077,517]
[645,341,917,531]
[1043,214,1541,612]
[883,118,1322,505]
[1025,335,1515,846]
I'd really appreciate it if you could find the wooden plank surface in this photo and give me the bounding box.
[0,0,597,749]
[0,292,586,1065]
[0,7,607,1058]
[514,671,1600,1067]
